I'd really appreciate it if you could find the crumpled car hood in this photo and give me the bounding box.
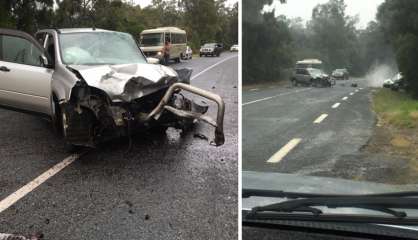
[69,63,178,102]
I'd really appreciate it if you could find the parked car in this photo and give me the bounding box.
[291,68,334,87]
[0,28,226,151]
[230,44,239,52]
[181,45,193,60]
[199,43,223,57]
[332,68,349,80]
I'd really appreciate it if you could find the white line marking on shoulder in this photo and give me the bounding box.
[191,55,237,80]
[0,154,81,213]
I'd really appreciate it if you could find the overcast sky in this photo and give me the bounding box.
[263,0,385,29]
[133,0,238,8]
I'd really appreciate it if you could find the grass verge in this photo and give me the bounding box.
[373,88,418,128]
[366,88,418,184]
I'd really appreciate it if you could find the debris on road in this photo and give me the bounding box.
[351,83,358,87]
[0,233,43,240]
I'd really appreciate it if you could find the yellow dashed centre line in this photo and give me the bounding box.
[267,138,302,163]
[313,113,328,124]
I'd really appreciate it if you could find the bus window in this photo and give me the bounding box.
[141,33,163,47]
[165,32,170,43]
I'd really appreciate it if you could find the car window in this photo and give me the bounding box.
[0,35,43,67]
[35,32,46,46]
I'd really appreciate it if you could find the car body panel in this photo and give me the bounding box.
[67,63,178,102]
[0,28,53,114]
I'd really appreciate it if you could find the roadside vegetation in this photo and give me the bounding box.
[0,0,238,52]
[367,88,418,183]
[243,0,418,99]
[373,89,418,129]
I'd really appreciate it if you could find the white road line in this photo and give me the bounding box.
[355,89,359,92]
[332,102,341,109]
[313,113,328,124]
[250,88,259,91]
[191,55,237,80]
[0,154,81,213]
[342,96,348,101]
[267,138,302,163]
[360,88,363,90]
[349,92,354,95]
[242,88,311,106]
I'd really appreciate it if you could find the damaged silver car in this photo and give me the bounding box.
[0,28,225,150]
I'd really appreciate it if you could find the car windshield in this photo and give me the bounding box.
[242,0,418,219]
[59,31,146,65]
[140,33,163,47]
[308,68,322,75]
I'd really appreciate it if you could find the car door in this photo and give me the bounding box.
[0,29,53,115]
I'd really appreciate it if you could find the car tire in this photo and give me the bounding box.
[60,104,96,152]
[291,79,297,87]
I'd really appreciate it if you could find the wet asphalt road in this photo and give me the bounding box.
[242,79,375,176]
[0,52,238,239]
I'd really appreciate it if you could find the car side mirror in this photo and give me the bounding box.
[40,55,54,68]
[147,57,160,64]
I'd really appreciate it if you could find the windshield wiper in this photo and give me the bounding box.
[243,188,418,199]
[245,196,418,224]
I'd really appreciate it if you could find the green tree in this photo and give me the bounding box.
[377,0,418,97]
[242,0,293,84]
[179,0,218,50]
[308,0,359,73]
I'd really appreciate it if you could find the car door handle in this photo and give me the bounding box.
[0,66,10,72]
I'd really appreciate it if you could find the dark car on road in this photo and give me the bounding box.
[332,68,349,80]
[199,43,223,57]
[383,72,407,91]
[291,68,334,87]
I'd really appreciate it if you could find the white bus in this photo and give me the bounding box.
[296,59,323,69]
[139,27,187,63]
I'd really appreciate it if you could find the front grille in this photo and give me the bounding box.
[144,51,157,57]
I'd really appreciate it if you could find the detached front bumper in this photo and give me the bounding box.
[64,82,225,147]
[147,83,225,146]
